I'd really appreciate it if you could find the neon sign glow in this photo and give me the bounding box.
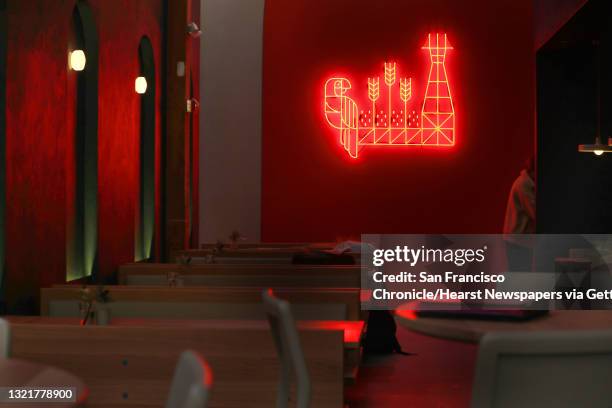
[324,33,456,158]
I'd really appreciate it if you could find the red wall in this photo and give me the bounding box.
[5,0,162,309]
[262,0,535,241]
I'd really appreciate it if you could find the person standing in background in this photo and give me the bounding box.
[504,157,536,271]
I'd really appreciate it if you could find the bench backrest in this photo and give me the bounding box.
[42,286,361,321]
[118,263,361,288]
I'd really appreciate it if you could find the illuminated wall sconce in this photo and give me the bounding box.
[186,22,202,38]
[135,76,148,94]
[69,49,86,71]
[186,98,200,113]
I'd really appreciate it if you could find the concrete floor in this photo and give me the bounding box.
[346,325,478,408]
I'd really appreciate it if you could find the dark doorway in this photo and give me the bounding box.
[536,0,612,233]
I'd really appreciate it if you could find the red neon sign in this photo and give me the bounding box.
[324,33,456,158]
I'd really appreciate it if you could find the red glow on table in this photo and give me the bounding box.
[396,309,418,320]
[302,320,365,346]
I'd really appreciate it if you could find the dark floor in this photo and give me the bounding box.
[346,326,478,408]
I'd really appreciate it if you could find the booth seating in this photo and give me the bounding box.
[41,286,364,383]
[42,286,362,321]
[117,263,361,288]
[8,316,361,408]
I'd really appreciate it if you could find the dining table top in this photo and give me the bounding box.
[395,306,612,343]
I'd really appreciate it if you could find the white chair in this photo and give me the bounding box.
[471,330,612,408]
[262,289,311,408]
[0,318,9,358]
[165,350,212,408]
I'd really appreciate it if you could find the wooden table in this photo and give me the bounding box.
[395,307,612,343]
[0,359,88,407]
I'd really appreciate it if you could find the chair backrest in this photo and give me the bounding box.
[471,330,612,408]
[262,289,311,408]
[0,318,9,358]
[165,350,212,408]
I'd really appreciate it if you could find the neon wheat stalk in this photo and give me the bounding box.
[368,77,380,143]
[384,62,396,143]
[400,78,412,143]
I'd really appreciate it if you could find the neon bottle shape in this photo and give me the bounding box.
[421,33,455,145]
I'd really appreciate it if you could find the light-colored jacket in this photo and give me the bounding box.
[504,169,536,236]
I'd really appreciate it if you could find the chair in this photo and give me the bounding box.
[0,318,9,358]
[262,289,311,408]
[165,350,212,408]
[471,330,612,408]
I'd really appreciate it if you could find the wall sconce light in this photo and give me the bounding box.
[135,76,148,94]
[186,98,200,113]
[70,49,86,71]
[186,22,202,38]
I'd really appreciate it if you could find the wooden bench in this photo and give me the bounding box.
[174,248,361,265]
[117,263,361,288]
[8,317,363,408]
[200,242,335,249]
[174,248,296,264]
[43,286,362,321]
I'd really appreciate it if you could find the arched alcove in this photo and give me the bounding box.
[135,36,156,261]
[67,1,98,281]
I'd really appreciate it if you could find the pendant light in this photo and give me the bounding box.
[578,40,612,155]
